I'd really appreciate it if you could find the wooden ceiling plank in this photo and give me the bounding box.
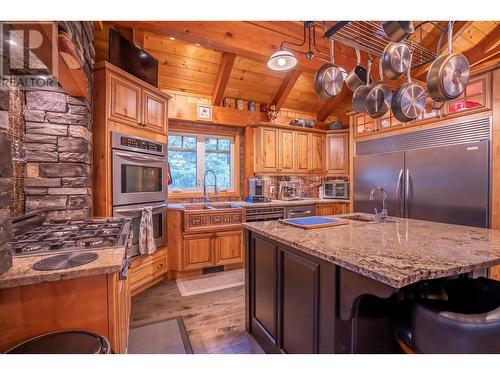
[271,70,301,110]
[317,86,350,122]
[212,52,236,106]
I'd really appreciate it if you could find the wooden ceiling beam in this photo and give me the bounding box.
[271,70,301,110]
[212,52,236,106]
[463,25,500,68]
[110,21,359,75]
[317,85,350,122]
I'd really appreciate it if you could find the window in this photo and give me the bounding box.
[168,132,237,194]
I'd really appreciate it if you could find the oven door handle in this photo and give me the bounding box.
[114,202,168,214]
[114,151,166,163]
[289,210,313,217]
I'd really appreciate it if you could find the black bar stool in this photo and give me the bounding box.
[5,330,111,354]
[392,277,500,354]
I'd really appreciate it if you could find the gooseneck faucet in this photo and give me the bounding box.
[369,186,388,223]
[203,169,218,203]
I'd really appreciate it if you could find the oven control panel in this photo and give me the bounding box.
[120,136,163,153]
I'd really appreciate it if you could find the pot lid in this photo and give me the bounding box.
[399,84,426,119]
[441,54,470,99]
[6,331,109,354]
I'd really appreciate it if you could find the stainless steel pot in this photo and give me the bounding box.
[366,62,393,119]
[314,39,345,100]
[391,53,426,122]
[345,48,367,92]
[382,21,414,42]
[381,42,412,80]
[426,21,470,102]
[352,59,372,113]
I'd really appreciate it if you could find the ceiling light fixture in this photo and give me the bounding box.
[169,36,176,41]
[266,21,332,72]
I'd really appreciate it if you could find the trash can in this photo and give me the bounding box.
[5,330,111,354]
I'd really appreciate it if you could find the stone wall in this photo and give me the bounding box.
[24,22,95,221]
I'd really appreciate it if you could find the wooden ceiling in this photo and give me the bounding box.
[95,21,500,121]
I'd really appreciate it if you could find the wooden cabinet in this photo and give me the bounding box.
[182,233,215,270]
[215,231,244,265]
[316,202,351,216]
[491,265,500,281]
[129,248,168,296]
[311,134,325,173]
[108,273,131,354]
[143,89,167,133]
[255,126,326,174]
[278,129,295,172]
[295,131,311,173]
[259,127,279,172]
[109,73,141,125]
[326,133,349,174]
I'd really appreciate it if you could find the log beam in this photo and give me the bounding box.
[271,69,301,110]
[212,52,236,106]
[317,86,350,122]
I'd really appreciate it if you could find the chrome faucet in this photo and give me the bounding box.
[369,186,388,223]
[203,169,218,203]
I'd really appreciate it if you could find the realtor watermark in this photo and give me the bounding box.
[0,21,59,90]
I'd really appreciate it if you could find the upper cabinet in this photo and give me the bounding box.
[106,63,170,135]
[353,72,491,137]
[255,126,328,174]
[325,133,349,174]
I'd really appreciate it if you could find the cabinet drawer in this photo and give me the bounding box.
[129,261,155,290]
[153,256,168,277]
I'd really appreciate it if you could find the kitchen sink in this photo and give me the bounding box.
[182,203,240,211]
[181,202,246,232]
[340,214,394,223]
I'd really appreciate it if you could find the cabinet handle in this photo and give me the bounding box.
[157,263,164,269]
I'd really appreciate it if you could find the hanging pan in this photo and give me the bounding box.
[381,41,412,80]
[314,39,345,100]
[366,62,393,119]
[352,59,372,113]
[381,21,414,42]
[426,21,470,102]
[345,48,367,92]
[391,52,426,122]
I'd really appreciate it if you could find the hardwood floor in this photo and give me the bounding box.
[130,280,264,354]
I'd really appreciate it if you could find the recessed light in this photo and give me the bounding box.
[169,36,176,41]
[8,39,17,46]
[194,43,200,46]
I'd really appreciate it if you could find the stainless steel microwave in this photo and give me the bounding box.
[323,181,350,199]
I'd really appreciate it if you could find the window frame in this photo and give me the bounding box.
[167,130,240,198]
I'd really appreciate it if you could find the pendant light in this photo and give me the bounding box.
[266,21,332,73]
[267,49,298,72]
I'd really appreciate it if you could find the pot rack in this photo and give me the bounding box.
[318,21,439,68]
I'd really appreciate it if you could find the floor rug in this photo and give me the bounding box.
[176,268,244,297]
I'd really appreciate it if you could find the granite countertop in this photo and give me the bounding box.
[243,213,500,288]
[0,246,126,289]
[168,198,350,210]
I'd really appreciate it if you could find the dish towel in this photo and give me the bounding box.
[139,206,157,255]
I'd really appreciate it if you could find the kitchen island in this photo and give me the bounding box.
[243,214,500,354]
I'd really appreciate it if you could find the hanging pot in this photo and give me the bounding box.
[314,39,345,100]
[381,42,412,80]
[381,21,414,42]
[391,52,426,122]
[345,48,367,92]
[366,62,393,119]
[426,21,470,102]
[352,59,373,113]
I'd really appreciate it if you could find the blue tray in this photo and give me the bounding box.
[285,217,339,226]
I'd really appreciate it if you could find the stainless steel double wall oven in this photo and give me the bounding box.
[111,132,168,256]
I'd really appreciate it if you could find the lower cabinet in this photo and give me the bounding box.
[248,233,336,354]
[315,202,351,216]
[129,248,168,296]
[182,230,244,271]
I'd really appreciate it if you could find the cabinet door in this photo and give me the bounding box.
[278,129,295,172]
[215,230,244,265]
[316,204,336,216]
[295,132,311,173]
[259,127,279,172]
[281,251,320,354]
[182,234,214,270]
[109,73,141,126]
[311,134,325,172]
[252,237,278,344]
[326,133,349,174]
[143,89,167,134]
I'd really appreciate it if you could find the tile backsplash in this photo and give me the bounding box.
[262,175,349,199]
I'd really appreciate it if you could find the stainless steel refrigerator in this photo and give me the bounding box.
[354,117,491,228]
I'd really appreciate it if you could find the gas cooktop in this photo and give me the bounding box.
[12,217,131,257]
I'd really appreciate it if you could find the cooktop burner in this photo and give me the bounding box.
[12,217,131,257]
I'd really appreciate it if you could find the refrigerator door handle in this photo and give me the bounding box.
[406,169,410,217]
[396,169,404,217]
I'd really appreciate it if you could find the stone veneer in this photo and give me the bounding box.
[23,22,95,221]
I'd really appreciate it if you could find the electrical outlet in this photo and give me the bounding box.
[270,186,275,194]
